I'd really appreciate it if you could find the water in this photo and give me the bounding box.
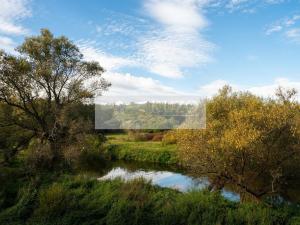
[96,162,240,201]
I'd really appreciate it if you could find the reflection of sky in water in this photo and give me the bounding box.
[98,167,240,201]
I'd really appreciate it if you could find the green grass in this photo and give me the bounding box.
[1,176,299,225]
[104,134,178,165]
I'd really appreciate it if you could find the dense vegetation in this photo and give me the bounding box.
[177,86,300,202]
[1,175,300,225]
[1,30,300,224]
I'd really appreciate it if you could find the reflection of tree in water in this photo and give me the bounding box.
[185,163,300,203]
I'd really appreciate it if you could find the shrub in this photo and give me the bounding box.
[26,139,55,171]
[162,131,177,145]
[0,185,37,225]
[151,133,164,142]
[177,86,300,201]
[35,183,71,219]
[127,131,153,142]
[63,134,105,169]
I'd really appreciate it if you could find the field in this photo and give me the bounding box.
[104,134,178,164]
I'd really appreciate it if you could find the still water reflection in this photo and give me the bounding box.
[96,162,240,201]
[81,160,299,203]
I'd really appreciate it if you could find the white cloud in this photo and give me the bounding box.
[0,35,15,53]
[264,0,285,3]
[100,74,300,101]
[198,79,240,97]
[198,78,300,100]
[266,14,300,42]
[226,0,285,11]
[265,25,282,35]
[226,0,250,9]
[248,78,300,99]
[102,72,182,96]
[227,0,286,10]
[285,28,300,42]
[78,41,138,71]
[139,31,213,78]
[145,0,208,30]
[139,0,214,78]
[285,15,300,26]
[0,0,31,35]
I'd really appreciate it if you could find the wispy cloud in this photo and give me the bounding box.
[78,42,181,96]
[248,78,300,100]
[285,28,300,42]
[89,1,215,79]
[102,72,182,96]
[285,15,300,26]
[265,25,282,35]
[78,41,139,71]
[138,0,214,78]
[0,35,15,53]
[0,0,31,35]
[225,0,285,12]
[266,14,300,43]
[190,0,286,13]
[104,75,300,100]
[198,78,300,100]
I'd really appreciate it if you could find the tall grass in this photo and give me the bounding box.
[104,134,178,165]
[105,143,178,164]
[1,176,299,225]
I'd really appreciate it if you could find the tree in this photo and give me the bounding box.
[0,29,110,164]
[177,86,300,201]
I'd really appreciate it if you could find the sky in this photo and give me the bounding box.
[0,0,300,98]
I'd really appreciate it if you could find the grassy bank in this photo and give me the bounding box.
[104,134,178,165]
[0,175,299,225]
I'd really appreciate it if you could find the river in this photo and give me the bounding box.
[82,160,240,201]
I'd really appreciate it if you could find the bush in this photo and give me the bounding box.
[151,133,164,142]
[26,139,55,171]
[127,131,154,142]
[63,134,105,169]
[177,86,300,200]
[162,131,177,145]
[34,183,71,220]
[0,185,37,225]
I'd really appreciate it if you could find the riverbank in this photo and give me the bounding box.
[1,134,300,225]
[1,173,299,225]
[104,134,178,165]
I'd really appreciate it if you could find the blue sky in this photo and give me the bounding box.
[1,0,300,98]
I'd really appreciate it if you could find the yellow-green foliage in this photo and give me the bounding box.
[177,86,300,200]
[162,131,178,145]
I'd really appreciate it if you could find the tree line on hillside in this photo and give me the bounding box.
[95,102,205,129]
